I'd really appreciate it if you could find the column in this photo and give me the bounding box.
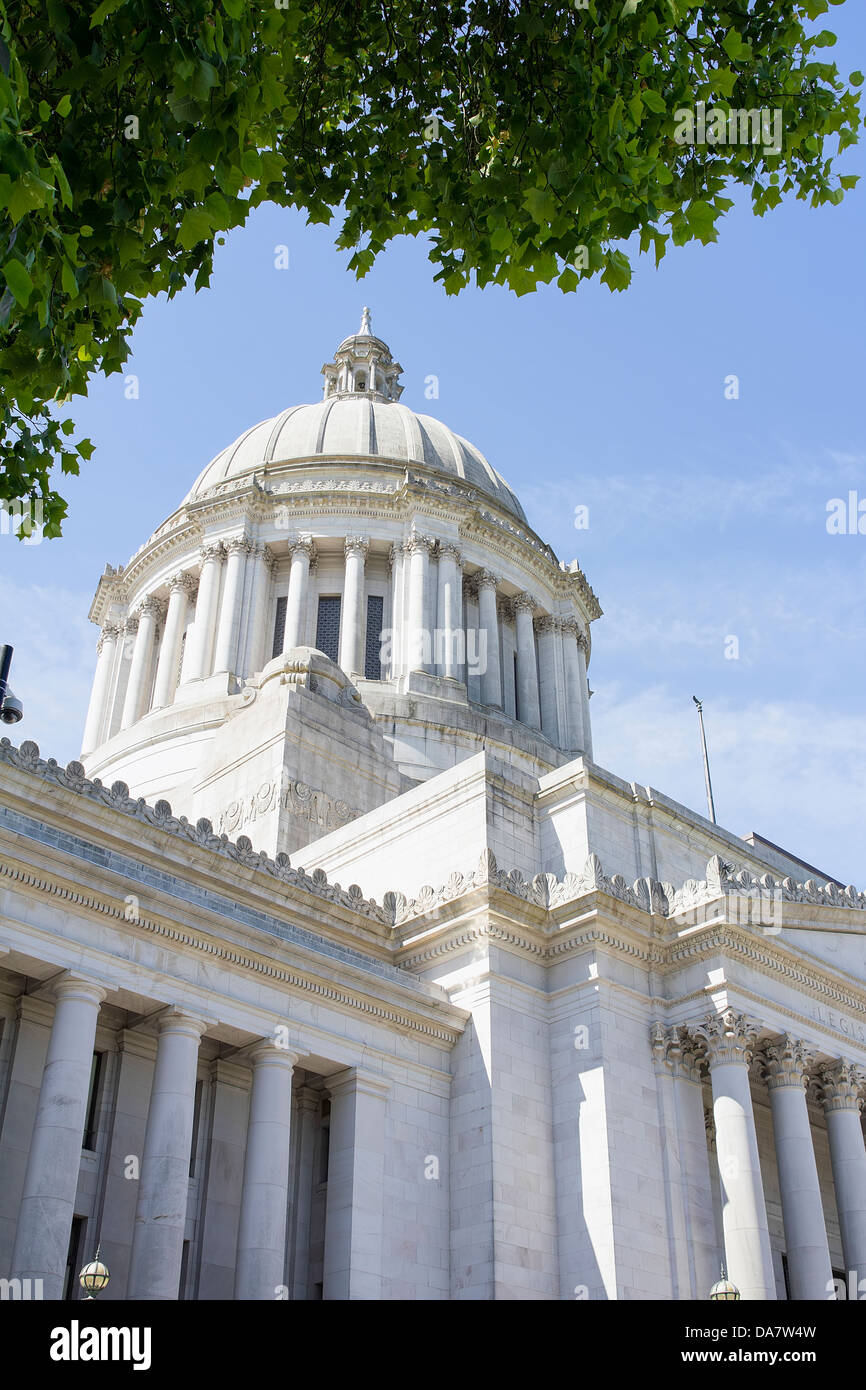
[81,622,121,754]
[819,1060,866,1284]
[406,534,434,673]
[291,1086,319,1300]
[652,1024,719,1299]
[120,595,163,728]
[10,974,106,1299]
[513,593,541,729]
[462,574,480,697]
[283,536,314,651]
[234,1043,298,1300]
[436,543,462,679]
[213,535,250,675]
[322,1068,390,1300]
[184,543,224,681]
[576,629,593,759]
[762,1035,833,1300]
[534,616,560,744]
[242,543,274,675]
[476,570,502,708]
[561,619,585,752]
[152,573,195,709]
[127,1007,210,1301]
[339,535,368,675]
[697,1011,776,1300]
[387,544,404,680]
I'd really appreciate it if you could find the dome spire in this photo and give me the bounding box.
[321,312,404,402]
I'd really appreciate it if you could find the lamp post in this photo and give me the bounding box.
[709,1263,740,1300]
[692,695,716,823]
[78,1246,110,1299]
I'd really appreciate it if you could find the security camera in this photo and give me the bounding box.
[0,689,23,724]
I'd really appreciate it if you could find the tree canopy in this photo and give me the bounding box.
[0,0,861,534]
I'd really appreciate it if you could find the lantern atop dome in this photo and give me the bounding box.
[321,308,404,402]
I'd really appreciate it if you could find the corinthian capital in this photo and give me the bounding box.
[96,622,122,653]
[438,542,462,565]
[200,541,226,565]
[168,571,197,596]
[818,1059,866,1113]
[760,1034,815,1091]
[135,594,165,622]
[694,1010,761,1068]
[534,613,559,635]
[650,1023,703,1082]
[512,591,537,614]
[225,534,252,556]
[344,534,369,560]
[476,568,500,590]
[406,532,434,556]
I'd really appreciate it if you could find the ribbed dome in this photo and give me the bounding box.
[183,395,527,521]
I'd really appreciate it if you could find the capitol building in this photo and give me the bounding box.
[1,312,865,1301]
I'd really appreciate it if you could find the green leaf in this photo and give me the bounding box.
[7,172,52,222]
[641,90,667,115]
[177,206,213,250]
[56,94,72,117]
[522,186,557,226]
[90,0,126,26]
[221,0,245,16]
[2,258,35,306]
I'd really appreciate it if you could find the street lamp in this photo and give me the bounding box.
[78,1246,110,1299]
[709,1264,740,1300]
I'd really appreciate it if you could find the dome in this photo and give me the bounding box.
[183,310,527,522]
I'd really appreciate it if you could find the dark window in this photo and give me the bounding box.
[179,1240,191,1300]
[63,1217,86,1301]
[315,596,341,665]
[189,1078,204,1177]
[83,1051,104,1151]
[364,595,384,680]
[513,651,519,721]
[272,594,287,658]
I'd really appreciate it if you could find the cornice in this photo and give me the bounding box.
[0,858,463,1046]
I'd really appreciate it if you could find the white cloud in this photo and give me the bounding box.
[591,682,866,887]
[0,578,95,765]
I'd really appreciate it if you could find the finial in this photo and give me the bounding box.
[360,306,372,335]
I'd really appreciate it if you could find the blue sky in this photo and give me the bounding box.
[2,9,864,884]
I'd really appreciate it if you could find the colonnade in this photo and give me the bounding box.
[655,1011,866,1300]
[81,529,593,759]
[7,973,389,1301]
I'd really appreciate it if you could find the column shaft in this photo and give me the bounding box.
[11,976,106,1298]
[283,539,313,651]
[700,1013,776,1300]
[127,1008,208,1300]
[121,598,161,729]
[243,544,274,675]
[153,576,193,709]
[514,596,541,728]
[82,624,120,754]
[213,537,249,675]
[185,544,224,681]
[234,1044,298,1300]
[339,537,368,675]
[764,1037,833,1300]
[291,1087,319,1300]
[576,632,593,758]
[407,536,432,673]
[535,617,560,744]
[821,1062,866,1283]
[477,572,502,708]
[436,545,462,679]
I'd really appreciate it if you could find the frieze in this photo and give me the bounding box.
[216,780,360,838]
